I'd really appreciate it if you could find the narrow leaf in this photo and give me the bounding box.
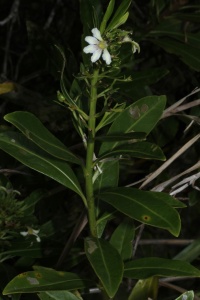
[152,38,200,71]
[124,258,200,279]
[175,291,194,300]
[128,277,158,300]
[85,237,123,298]
[0,132,85,199]
[99,95,166,155]
[97,142,166,162]
[38,291,80,300]
[95,132,146,142]
[100,0,115,34]
[106,0,131,31]
[99,188,181,236]
[110,220,135,261]
[3,267,92,294]
[4,111,81,165]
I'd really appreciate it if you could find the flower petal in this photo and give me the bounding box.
[85,36,99,45]
[20,231,28,237]
[91,28,102,41]
[83,44,98,54]
[91,49,102,63]
[102,48,112,65]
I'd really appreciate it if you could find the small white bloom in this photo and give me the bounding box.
[122,35,140,54]
[83,28,111,65]
[20,227,41,242]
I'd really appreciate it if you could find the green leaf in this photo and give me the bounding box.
[124,258,200,279]
[173,12,200,23]
[110,220,135,261]
[95,132,146,142]
[128,277,158,300]
[38,291,80,300]
[84,237,123,298]
[97,142,166,162]
[106,0,131,31]
[99,95,166,155]
[174,239,200,263]
[0,132,85,200]
[0,241,42,259]
[3,267,92,294]
[4,111,81,165]
[93,160,119,194]
[116,68,169,92]
[175,291,194,300]
[152,38,200,71]
[99,188,181,236]
[96,102,126,132]
[100,0,115,34]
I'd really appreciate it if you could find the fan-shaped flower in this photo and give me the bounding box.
[20,227,41,242]
[83,28,111,65]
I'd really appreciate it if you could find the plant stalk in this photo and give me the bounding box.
[85,68,99,237]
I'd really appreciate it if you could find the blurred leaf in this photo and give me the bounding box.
[0,132,85,199]
[0,82,15,95]
[100,0,115,34]
[106,0,131,31]
[38,291,80,300]
[85,237,123,298]
[174,291,194,300]
[110,220,135,261]
[99,95,166,155]
[0,241,42,259]
[4,111,81,165]
[124,258,200,279]
[99,188,181,236]
[128,277,158,300]
[174,239,200,263]
[173,12,200,23]
[22,189,45,216]
[97,142,166,162]
[3,267,92,294]
[117,68,169,92]
[152,38,200,71]
[80,0,102,31]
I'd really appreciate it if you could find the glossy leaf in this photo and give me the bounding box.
[128,277,158,300]
[0,132,85,199]
[110,220,135,261]
[100,0,115,34]
[97,142,166,162]
[106,0,131,31]
[124,258,200,279]
[85,237,123,298]
[3,267,92,294]
[175,291,194,300]
[4,111,81,164]
[152,38,200,71]
[99,188,181,236]
[99,95,166,155]
[38,291,80,300]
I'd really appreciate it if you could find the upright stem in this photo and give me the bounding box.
[85,68,99,237]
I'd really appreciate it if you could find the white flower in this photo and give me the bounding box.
[20,227,41,242]
[83,28,111,65]
[122,35,140,54]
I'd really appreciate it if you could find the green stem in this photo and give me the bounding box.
[85,68,99,237]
